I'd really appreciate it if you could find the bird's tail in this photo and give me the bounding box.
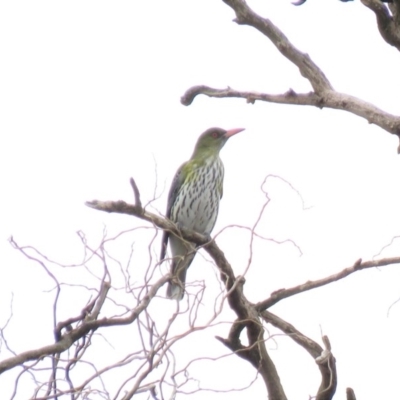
[166,250,194,300]
[166,281,185,300]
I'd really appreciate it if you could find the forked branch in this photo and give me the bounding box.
[261,311,337,400]
[182,0,400,147]
[0,272,169,375]
[85,179,400,399]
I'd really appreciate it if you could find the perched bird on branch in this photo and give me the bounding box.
[160,127,244,300]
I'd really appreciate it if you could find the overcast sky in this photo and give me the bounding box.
[1,1,400,399]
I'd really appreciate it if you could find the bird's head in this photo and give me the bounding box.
[192,127,245,159]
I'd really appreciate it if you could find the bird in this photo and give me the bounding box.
[160,127,245,300]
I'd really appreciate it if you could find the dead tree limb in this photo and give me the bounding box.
[84,179,400,399]
[181,0,400,149]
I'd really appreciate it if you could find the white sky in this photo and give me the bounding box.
[1,0,400,399]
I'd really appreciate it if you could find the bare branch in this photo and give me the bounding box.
[361,0,400,50]
[182,1,400,147]
[181,85,400,138]
[181,85,323,107]
[256,256,400,311]
[86,194,288,399]
[85,198,242,285]
[85,190,400,399]
[87,280,111,321]
[261,311,322,358]
[223,0,332,92]
[260,311,337,400]
[216,317,288,400]
[0,273,169,375]
[346,387,357,400]
[130,177,142,209]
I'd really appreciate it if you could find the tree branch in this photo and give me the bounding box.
[361,0,400,50]
[182,0,400,148]
[216,316,288,400]
[85,190,400,400]
[86,194,288,399]
[261,311,337,400]
[130,177,142,209]
[223,0,332,92]
[256,256,400,311]
[346,387,357,400]
[0,274,169,375]
[181,85,400,139]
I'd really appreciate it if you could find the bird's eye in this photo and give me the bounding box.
[211,131,218,138]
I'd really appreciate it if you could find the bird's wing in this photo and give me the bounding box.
[218,162,224,199]
[160,162,187,261]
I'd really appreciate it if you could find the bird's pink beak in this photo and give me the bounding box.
[225,128,245,138]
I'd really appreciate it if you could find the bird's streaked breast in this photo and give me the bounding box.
[170,157,224,235]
